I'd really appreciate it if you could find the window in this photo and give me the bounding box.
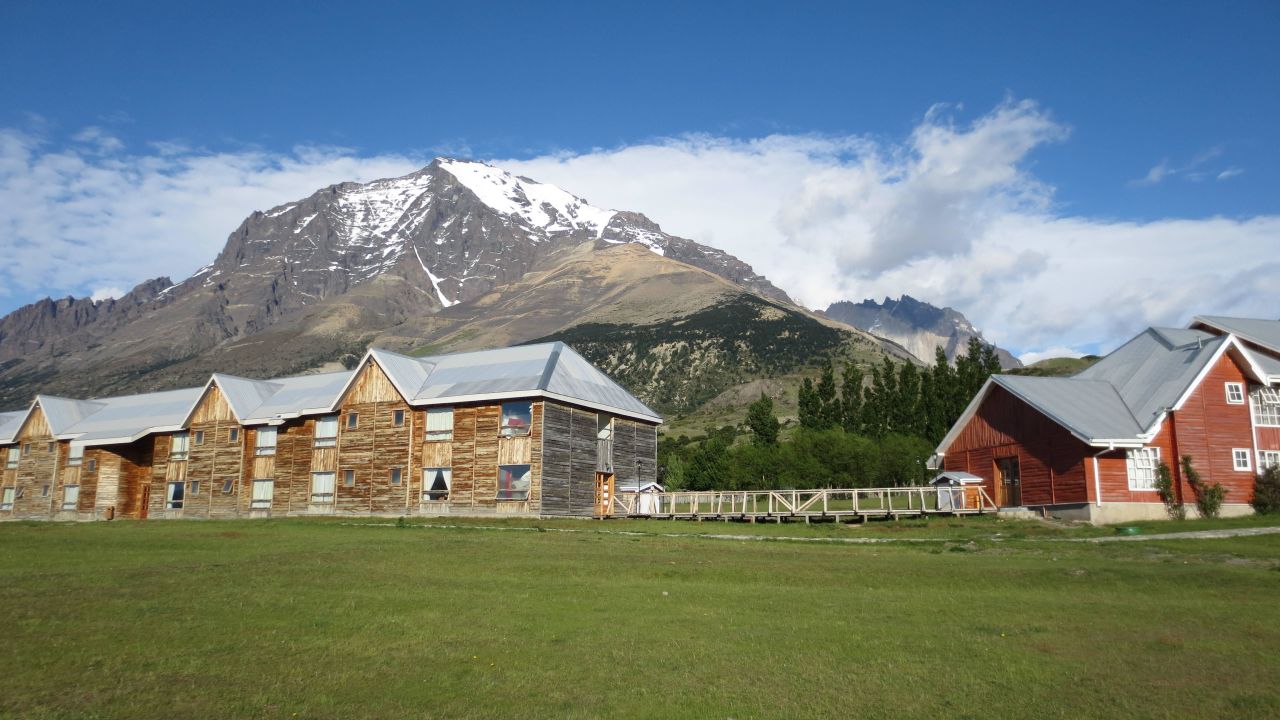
[1252,387,1280,427]
[190,480,201,496]
[500,402,532,437]
[13,487,22,499]
[5,448,17,468]
[1,487,13,510]
[251,479,274,509]
[229,427,239,442]
[194,430,205,445]
[1125,447,1161,491]
[255,426,277,456]
[221,478,235,495]
[497,464,531,501]
[314,415,338,447]
[1260,451,1280,471]
[86,459,96,472]
[343,469,355,487]
[1225,382,1245,404]
[166,481,184,509]
[41,485,49,497]
[390,468,402,486]
[310,472,335,503]
[68,444,84,467]
[425,408,453,441]
[393,409,405,427]
[63,484,80,510]
[170,432,190,460]
[47,441,55,453]
[22,443,30,456]
[346,412,359,430]
[1233,449,1253,472]
[422,467,451,501]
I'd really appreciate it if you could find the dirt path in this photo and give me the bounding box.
[1073,525,1280,542]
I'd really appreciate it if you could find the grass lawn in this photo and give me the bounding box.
[1,517,1279,719]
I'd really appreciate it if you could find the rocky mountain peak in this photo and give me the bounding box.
[825,295,1021,369]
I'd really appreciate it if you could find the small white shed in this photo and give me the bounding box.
[618,481,665,515]
[930,471,984,511]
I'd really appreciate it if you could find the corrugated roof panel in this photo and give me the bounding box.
[0,410,27,444]
[59,386,204,443]
[38,395,108,435]
[245,372,352,422]
[1075,328,1223,430]
[994,375,1143,442]
[212,374,283,420]
[1194,316,1280,354]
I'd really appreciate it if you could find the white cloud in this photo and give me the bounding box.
[1018,347,1085,366]
[89,286,126,302]
[0,101,1275,359]
[1132,159,1174,186]
[1218,167,1244,181]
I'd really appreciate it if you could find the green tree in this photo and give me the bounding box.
[746,392,780,446]
[816,361,841,429]
[840,362,864,434]
[876,434,935,487]
[798,378,822,430]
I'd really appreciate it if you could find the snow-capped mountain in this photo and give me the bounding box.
[0,158,799,406]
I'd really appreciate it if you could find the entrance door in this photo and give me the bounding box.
[139,484,151,520]
[994,456,1022,507]
[594,472,615,517]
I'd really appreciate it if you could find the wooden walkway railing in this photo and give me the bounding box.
[608,486,997,520]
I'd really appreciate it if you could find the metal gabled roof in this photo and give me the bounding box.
[1193,315,1280,355]
[1075,327,1226,431]
[36,395,108,436]
[0,410,27,444]
[241,371,352,423]
[209,373,283,421]
[59,386,204,444]
[366,342,661,423]
[993,375,1144,444]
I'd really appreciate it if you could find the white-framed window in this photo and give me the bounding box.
[425,408,453,441]
[497,464,531,500]
[500,402,532,437]
[255,426,278,456]
[251,479,274,509]
[21,443,29,456]
[422,467,451,501]
[1259,450,1280,471]
[229,427,239,442]
[194,430,205,445]
[190,480,201,496]
[5,448,17,468]
[1125,447,1161,491]
[166,481,184,509]
[346,412,359,430]
[1252,387,1280,427]
[314,415,339,448]
[343,469,355,487]
[1233,449,1253,472]
[170,432,190,460]
[310,472,335,504]
[67,444,84,467]
[1225,382,1245,404]
[393,409,405,427]
[1,487,13,510]
[62,484,80,510]
[390,468,402,486]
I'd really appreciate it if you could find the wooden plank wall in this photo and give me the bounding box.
[569,407,598,516]
[10,406,60,519]
[635,422,658,486]
[183,386,246,519]
[541,403,572,516]
[613,419,638,487]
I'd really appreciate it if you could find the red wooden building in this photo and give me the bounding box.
[935,316,1280,524]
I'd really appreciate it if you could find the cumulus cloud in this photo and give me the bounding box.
[1018,347,1086,366]
[0,100,1275,359]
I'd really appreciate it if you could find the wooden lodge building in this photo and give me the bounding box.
[0,343,660,521]
[935,316,1280,523]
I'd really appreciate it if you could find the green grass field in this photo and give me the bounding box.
[2,516,1279,719]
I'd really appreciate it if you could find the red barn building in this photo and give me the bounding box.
[935,316,1280,524]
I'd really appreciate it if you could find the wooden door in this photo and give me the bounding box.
[139,484,151,520]
[994,456,1021,507]
[594,472,615,517]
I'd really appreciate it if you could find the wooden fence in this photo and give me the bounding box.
[608,486,997,520]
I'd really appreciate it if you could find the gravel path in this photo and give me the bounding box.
[1073,525,1280,542]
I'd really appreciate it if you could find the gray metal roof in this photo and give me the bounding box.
[1193,316,1280,354]
[1075,328,1225,431]
[993,375,1144,442]
[0,342,659,446]
[0,410,27,444]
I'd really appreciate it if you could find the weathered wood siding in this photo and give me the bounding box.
[941,384,1090,506]
[541,403,572,516]
[329,361,414,515]
[182,386,246,519]
[569,407,598,516]
[7,406,61,519]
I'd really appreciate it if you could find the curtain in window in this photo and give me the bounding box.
[500,402,532,436]
[251,480,275,509]
[497,464,531,500]
[256,426,278,455]
[426,408,454,440]
[311,472,335,503]
[170,432,190,460]
[423,468,451,501]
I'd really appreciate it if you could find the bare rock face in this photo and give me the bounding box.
[0,158,795,407]
[824,295,1022,369]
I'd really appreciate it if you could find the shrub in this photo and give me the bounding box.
[1252,465,1280,514]
[1154,462,1185,520]
[1181,454,1227,519]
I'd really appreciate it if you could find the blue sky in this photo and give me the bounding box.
[1,0,1277,358]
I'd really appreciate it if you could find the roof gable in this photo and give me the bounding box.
[1193,315,1280,355]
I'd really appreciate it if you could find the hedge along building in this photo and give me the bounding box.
[0,343,661,521]
[934,316,1280,524]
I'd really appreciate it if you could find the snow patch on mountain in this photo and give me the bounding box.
[439,159,615,237]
